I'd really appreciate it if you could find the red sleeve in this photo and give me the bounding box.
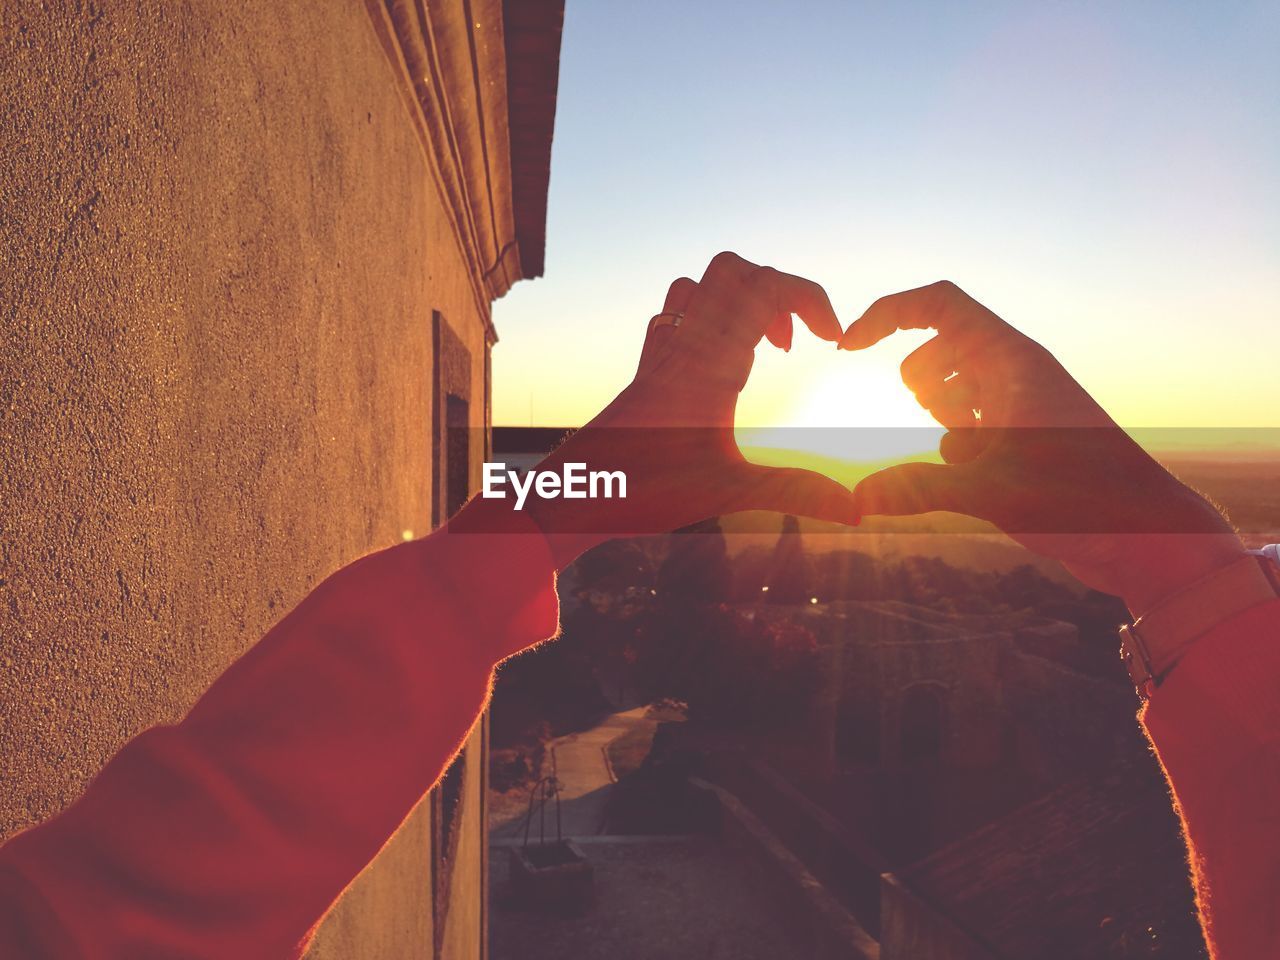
[0,502,560,959]
[1141,597,1280,960]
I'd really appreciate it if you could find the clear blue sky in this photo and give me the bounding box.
[493,0,1279,431]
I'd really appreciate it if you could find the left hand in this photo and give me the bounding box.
[523,251,858,568]
[838,280,1243,616]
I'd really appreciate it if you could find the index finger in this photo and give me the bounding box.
[838,280,999,351]
[746,266,842,344]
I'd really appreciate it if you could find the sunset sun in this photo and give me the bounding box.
[736,328,944,472]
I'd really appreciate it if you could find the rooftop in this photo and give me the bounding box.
[892,759,1206,958]
[490,836,807,960]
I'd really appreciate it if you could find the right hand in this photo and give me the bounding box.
[839,280,1245,617]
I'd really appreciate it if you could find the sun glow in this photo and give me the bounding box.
[735,328,943,475]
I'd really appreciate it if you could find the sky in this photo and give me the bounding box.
[492,0,1279,439]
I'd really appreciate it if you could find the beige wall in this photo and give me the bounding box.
[1,1,499,955]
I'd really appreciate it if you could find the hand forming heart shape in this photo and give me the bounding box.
[524,251,856,567]
[523,255,1242,622]
[839,280,1243,614]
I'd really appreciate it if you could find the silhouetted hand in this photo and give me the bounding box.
[524,252,857,568]
[839,280,1245,616]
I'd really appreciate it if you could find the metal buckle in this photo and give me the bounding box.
[1254,546,1280,593]
[1119,622,1157,700]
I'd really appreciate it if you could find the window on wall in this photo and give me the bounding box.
[436,396,470,883]
[431,310,473,528]
[446,395,470,518]
[436,753,466,871]
[429,311,474,954]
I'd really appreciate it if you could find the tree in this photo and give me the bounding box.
[654,516,731,609]
[667,606,820,728]
[763,515,814,604]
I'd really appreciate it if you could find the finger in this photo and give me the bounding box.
[852,461,976,518]
[764,312,793,351]
[915,373,980,428]
[683,251,762,341]
[698,250,759,288]
[899,336,957,395]
[749,267,842,343]
[639,277,698,375]
[939,427,990,464]
[664,276,698,313]
[838,280,999,351]
[733,463,859,526]
[682,252,767,348]
[689,253,842,347]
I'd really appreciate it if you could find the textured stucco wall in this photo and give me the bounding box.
[1,1,491,954]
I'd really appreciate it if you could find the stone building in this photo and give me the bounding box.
[0,2,562,957]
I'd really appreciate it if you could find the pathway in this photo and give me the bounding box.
[492,706,650,840]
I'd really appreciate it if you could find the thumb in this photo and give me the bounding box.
[734,464,858,526]
[852,461,974,518]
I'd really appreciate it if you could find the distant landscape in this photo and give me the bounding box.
[737,443,1280,548]
[1162,456,1280,543]
[488,439,1275,959]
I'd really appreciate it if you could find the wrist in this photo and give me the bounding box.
[1116,496,1244,616]
[449,493,585,569]
[1120,548,1278,698]
[517,436,626,569]
[1105,480,1244,617]
[1119,532,1247,620]
[436,495,562,663]
[524,495,610,571]
[448,492,530,537]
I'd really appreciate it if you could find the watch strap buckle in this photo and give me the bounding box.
[1118,549,1280,701]
[1119,622,1158,700]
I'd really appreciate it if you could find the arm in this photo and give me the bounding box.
[0,505,560,959]
[0,253,855,958]
[1142,596,1280,957]
[842,280,1280,959]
